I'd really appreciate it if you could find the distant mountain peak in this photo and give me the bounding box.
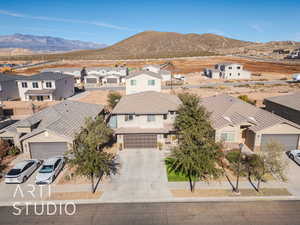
[0,33,107,52]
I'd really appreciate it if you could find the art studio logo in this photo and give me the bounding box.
[12,184,76,216]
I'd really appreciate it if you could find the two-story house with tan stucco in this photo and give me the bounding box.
[125,71,162,95]
[108,91,181,149]
[17,72,74,101]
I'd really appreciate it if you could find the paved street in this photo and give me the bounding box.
[1,201,300,225]
[100,149,172,202]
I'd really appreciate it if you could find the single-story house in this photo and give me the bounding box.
[201,94,300,151]
[0,100,104,159]
[109,91,181,149]
[125,71,162,95]
[84,67,128,85]
[263,92,300,125]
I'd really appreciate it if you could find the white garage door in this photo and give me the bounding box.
[29,142,68,159]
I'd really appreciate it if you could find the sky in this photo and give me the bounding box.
[0,0,299,45]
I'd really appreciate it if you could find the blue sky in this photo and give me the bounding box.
[0,0,299,45]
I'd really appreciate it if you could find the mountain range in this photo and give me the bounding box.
[1,31,300,60]
[0,33,106,52]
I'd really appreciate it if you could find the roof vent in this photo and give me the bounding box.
[223,116,232,123]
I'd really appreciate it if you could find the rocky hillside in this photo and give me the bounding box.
[0,33,106,52]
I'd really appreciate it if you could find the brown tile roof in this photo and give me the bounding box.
[112,91,181,114]
[201,94,300,132]
[264,92,300,112]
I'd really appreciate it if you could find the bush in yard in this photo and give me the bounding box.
[238,95,256,106]
[247,140,287,192]
[107,91,122,109]
[68,116,119,193]
[0,139,10,160]
[8,146,20,156]
[166,93,223,192]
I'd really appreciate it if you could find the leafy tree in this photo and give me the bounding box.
[68,116,118,193]
[238,95,256,106]
[107,91,122,109]
[224,148,247,193]
[0,139,10,160]
[247,140,287,192]
[166,93,222,192]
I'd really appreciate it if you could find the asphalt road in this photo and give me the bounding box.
[1,201,300,225]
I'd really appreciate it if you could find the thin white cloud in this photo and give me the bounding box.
[250,24,264,33]
[0,9,137,31]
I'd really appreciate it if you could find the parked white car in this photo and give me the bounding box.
[5,159,42,184]
[35,156,65,185]
[286,150,300,164]
[293,74,300,82]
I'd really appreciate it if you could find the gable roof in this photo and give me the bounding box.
[18,72,73,81]
[112,91,181,114]
[0,73,27,82]
[201,94,300,132]
[127,71,162,79]
[1,100,104,141]
[264,92,300,112]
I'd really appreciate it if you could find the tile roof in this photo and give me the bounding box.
[1,100,104,141]
[264,92,300,112]
[112,91,181,114]
[127,71,162,79]
[201,94,300,132]
[19,72,73,81]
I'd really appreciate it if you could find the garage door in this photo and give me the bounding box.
[261,134,299,151]
[29,142,68,159]
[86,78,97,83]
[107,78,118,83]
[124,134,157,149]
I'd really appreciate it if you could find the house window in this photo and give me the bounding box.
[125,114,134,121]
[148,80,155,86]
[32,82,39,88]
[229,73,232,76]
[228,67,232,69]
[237,66,241,70]
[220,132,235,142]
[21,82,28,88]
[238,73,240,76]
[170,111,175,115]
[46,82,52,88]
[163,114,168,120]
[147,115,155,122]
[130,80,136,86]
[37,96,44,101]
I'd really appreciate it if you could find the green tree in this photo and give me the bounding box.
[247,140,287,192]
[166,93,222,192]
[238,95,256,106]
[224,148,247,193]
[107,91,122,109]
[68,116,118,193]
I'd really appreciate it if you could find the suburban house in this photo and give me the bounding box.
[0,100,104,159]
[204,63,251,79]
[125,71,162,95]
[84,67,128,85]
[143,64,172,81]
[0,74,26,101]
[17,72,75,101]
[201,94,300,151]
[263,93,300,125]
[109,91,181,149]
[42,68,85,84]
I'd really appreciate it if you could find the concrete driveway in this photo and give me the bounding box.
[285,154,300,196]
[100,149,172,202]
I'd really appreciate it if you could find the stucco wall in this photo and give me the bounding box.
[53,77,75,100]
[125,74,161,95]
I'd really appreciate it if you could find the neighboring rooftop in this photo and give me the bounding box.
[1,100,104,141]
[112,91,181,114]
[19,72,73,81]
[201,94,299,132]
[127,70,162,79]
[0,73,27,82]
[264,92,300,111]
